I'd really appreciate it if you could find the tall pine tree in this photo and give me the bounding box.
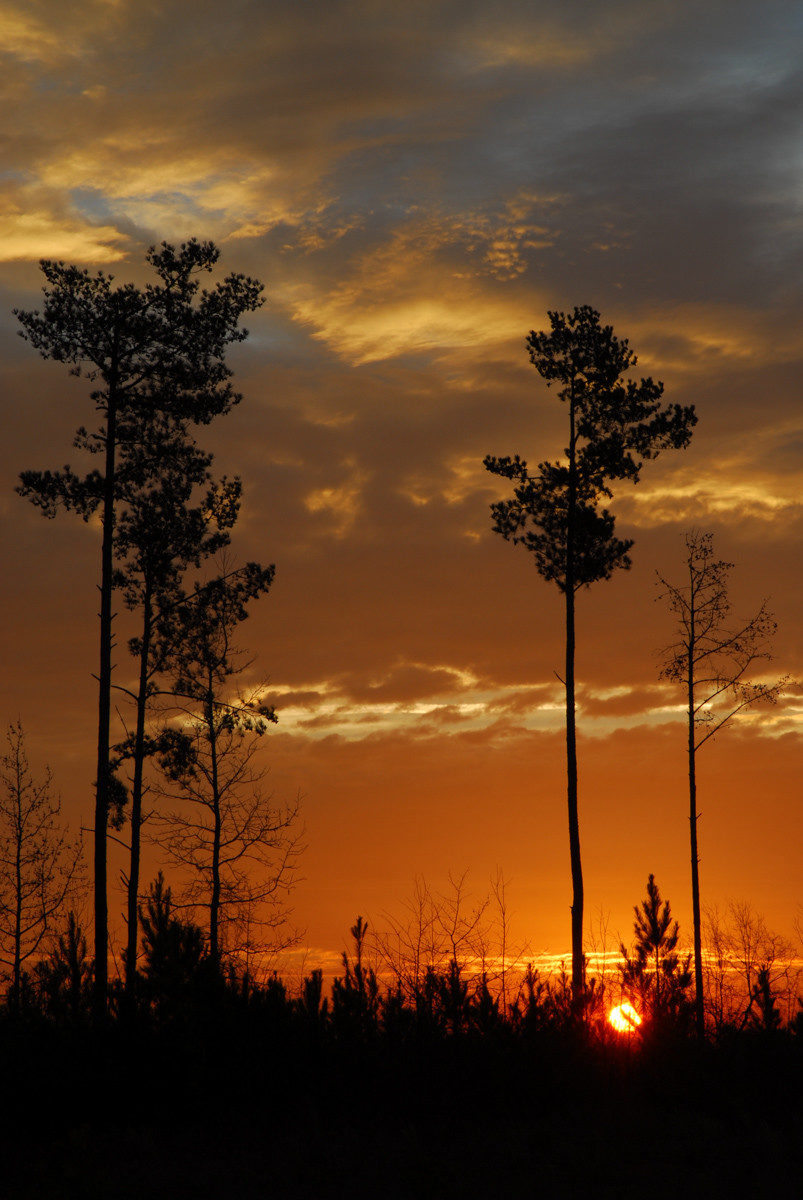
[16,240,262,1016]
[485,306,695,1002]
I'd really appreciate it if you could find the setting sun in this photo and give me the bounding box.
[608,1003,643,1034]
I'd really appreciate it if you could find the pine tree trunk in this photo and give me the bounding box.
[566,382,584,1002]
[13,800,22,1012]
[94,363,119,1021]
[126,577,153,1001]
[566,584,583,1000]
[208,686,221,967]
[688,651,705,1038]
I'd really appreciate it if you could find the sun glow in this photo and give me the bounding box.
[608,1003,642,1034]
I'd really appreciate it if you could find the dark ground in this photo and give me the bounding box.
[1,1021,800,1199]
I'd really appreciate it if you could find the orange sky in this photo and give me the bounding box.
[1,0,801,970]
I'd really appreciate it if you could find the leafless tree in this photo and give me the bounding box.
[375,872,491,1001]
[585,905,616,1006]
[151,562,303,969]
[0,720,84,1008]
[658,531,787,1037]
[703,900,799,1030]
[154,702,303,971]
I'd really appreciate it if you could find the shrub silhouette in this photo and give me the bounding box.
[33,911,93,1022]
[620,874,692,1030]
[139,873,211,1021]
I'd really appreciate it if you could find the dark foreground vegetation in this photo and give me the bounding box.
[2,913,801,1200]
[4,1017,801,1199]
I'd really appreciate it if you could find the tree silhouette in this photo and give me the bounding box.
[331,916,380,1039]
[154,564,302,968]
[138,872,210,1021]
[485,306,696,999]
[15,240,263,1017]
[620,874,691,1023]
[112,429,241,1001]
[375,872,490,1006]
[0,720,84,1010]
[34,911,93,1021]
[747,966,782,1033]
[658,531,785,1039]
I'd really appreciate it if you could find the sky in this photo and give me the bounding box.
[1,0,802,972]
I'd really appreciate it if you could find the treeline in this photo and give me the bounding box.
[2,870,799,1041]
[1,877,801,1195]
[1,710,800,1040]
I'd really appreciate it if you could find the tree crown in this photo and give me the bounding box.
[657,530,786,749]
[16,240,263,521]
[485,305,696,592]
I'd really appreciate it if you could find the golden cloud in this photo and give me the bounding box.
[254,668,708,743]
[274,195,563,363]
[398,454,494,510]
[467,2,676,71]
[470,29,601,70]
[0,181,125,261]
[288,291,521,365]
[625,304,803,373]
[303,460,368,537]
[621,475,803,526]
[0,3,102,63]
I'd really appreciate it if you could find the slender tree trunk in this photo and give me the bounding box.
[13,799,22,1012]
[565,382,584,1001]
[126,576,153,1001]
[688,645,705,1038]
[208,685,221,967]
[94,361,119,1021]
[566,584,583,999]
